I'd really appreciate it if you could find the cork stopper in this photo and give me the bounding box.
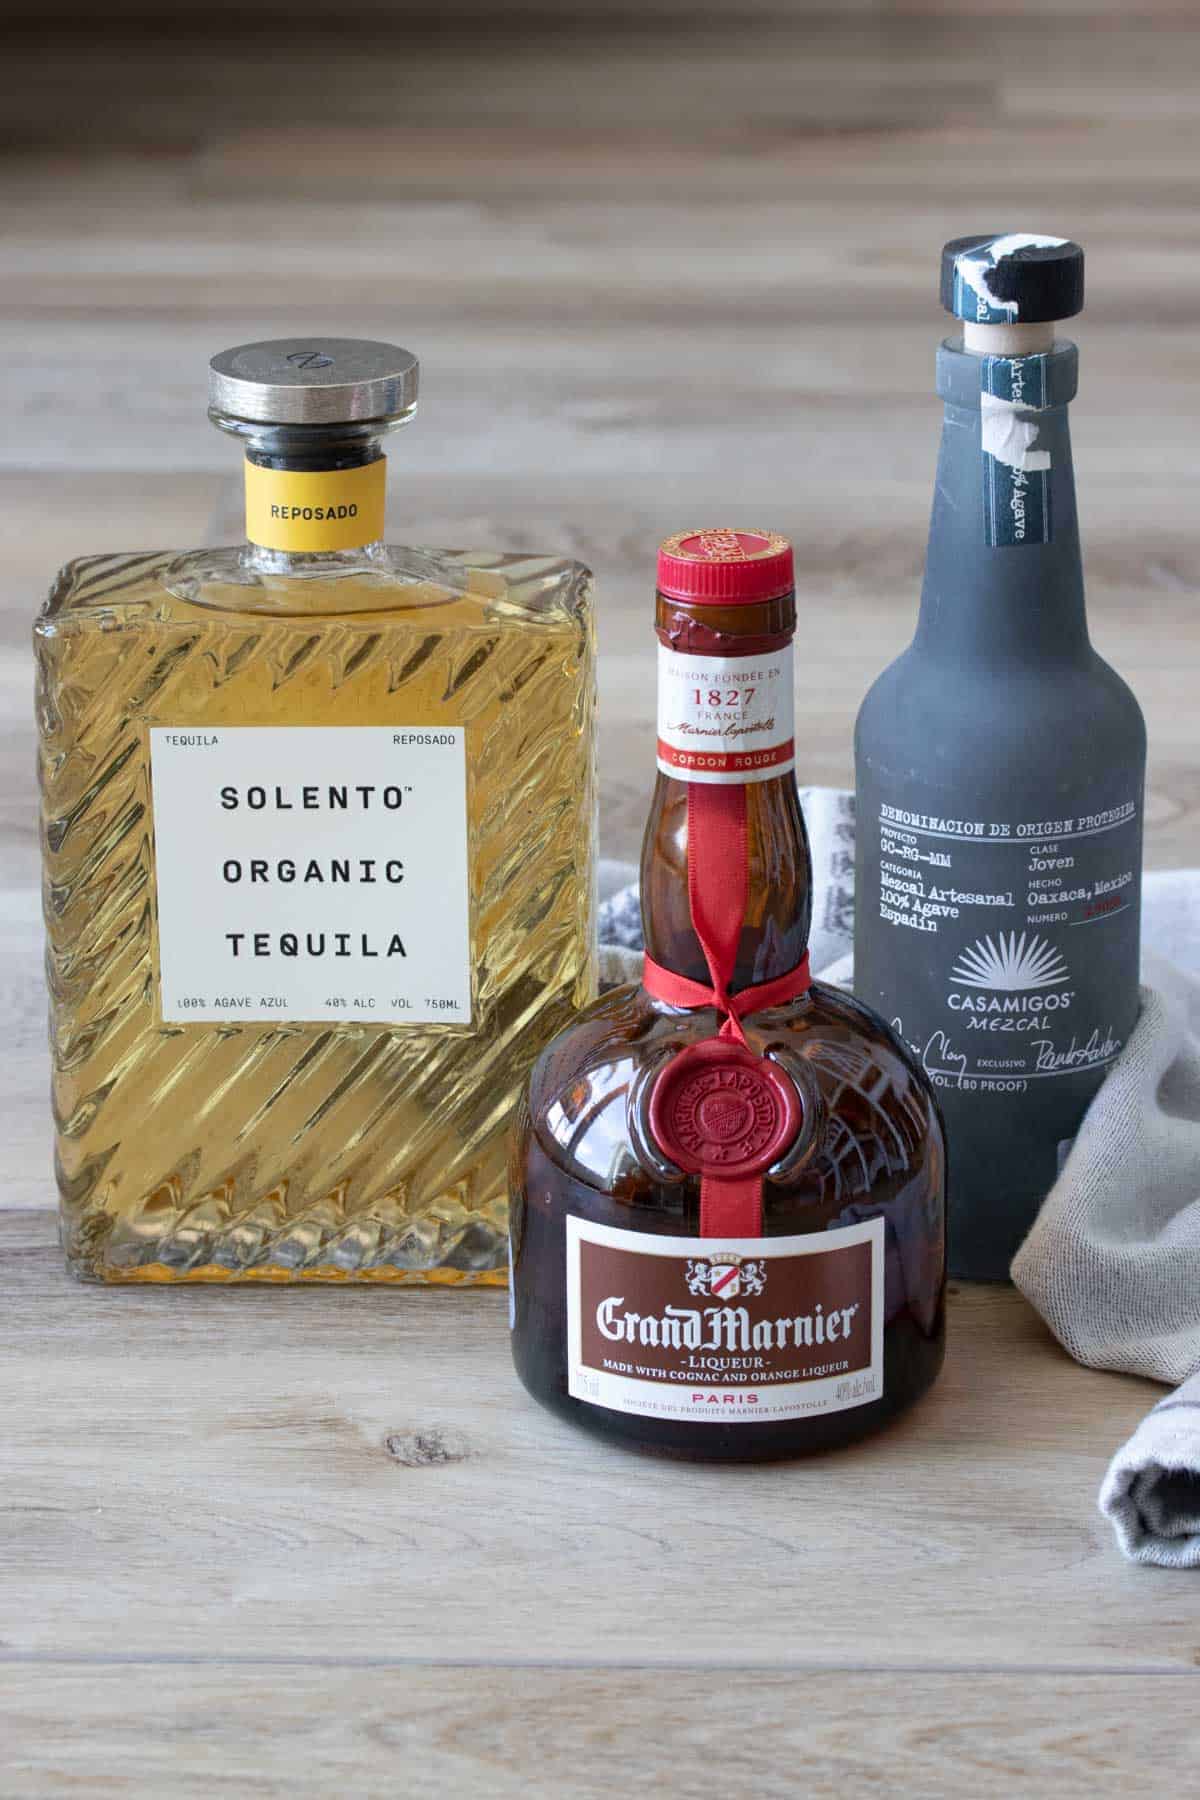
[941,236,1085,327]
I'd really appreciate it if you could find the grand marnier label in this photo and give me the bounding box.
[149,726,471,1024]
[567,1216,884,1423]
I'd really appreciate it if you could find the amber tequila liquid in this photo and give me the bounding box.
[36,339,596,1282]
[510,530,944,1459]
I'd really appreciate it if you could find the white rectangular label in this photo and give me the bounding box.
[567,1215,884,1424]
[656,644,794,785]
[149,726,471,1025]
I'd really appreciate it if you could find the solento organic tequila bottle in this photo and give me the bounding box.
[36,339,596,1283]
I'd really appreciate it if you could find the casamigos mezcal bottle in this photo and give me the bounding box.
[854,236,1144,1280]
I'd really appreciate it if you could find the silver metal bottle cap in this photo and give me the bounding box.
[208,338,419,426]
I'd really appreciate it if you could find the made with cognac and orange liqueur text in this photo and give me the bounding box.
[509,529,945,1461]
[35,338,596,1284]
[855,237,1145,1279]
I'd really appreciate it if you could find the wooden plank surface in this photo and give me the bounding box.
[0,1207,1195,1794]
[4,1668,1200,1800]
[0,1209,1180,1668]
[3,11,1200,1793]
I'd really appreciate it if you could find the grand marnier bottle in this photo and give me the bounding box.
[35,339,595,1282]
[510,530,945,1459]
[855,238,1145,1280]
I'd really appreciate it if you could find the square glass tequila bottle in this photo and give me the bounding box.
[36,338,596,1283]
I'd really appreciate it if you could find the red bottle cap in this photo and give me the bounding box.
[657,528,794,606]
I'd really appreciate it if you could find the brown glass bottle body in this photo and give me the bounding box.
[509,590,946,1459]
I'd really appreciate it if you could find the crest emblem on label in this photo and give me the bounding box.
[685,1252,767,1299]
[648,1040,801,1178]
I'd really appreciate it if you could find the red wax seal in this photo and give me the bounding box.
[648,1039,802,1179]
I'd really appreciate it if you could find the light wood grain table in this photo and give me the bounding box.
[3,13,1200,1794]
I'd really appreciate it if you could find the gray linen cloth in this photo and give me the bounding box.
[1013,918,1200,1567]
[601,789,1200,1567]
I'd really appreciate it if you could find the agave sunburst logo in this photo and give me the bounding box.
[950,931,1069,992]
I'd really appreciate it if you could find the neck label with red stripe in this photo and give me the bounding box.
[656,643,795,784]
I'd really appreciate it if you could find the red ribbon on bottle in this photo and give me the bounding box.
[642,782,811,1239]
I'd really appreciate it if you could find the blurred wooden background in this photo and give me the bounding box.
[3,4,1199,887]
[3,11,1200,1793]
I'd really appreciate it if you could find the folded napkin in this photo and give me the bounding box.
[601,789,1200,1567]
[1012,930,1200,1568]
[1096,1382,1200,1567]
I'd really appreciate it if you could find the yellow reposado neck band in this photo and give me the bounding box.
[244,457,387,553]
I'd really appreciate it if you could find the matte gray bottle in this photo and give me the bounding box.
[854,236,1145,1280]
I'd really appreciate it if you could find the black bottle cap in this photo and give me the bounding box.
[941,234,1084,325]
